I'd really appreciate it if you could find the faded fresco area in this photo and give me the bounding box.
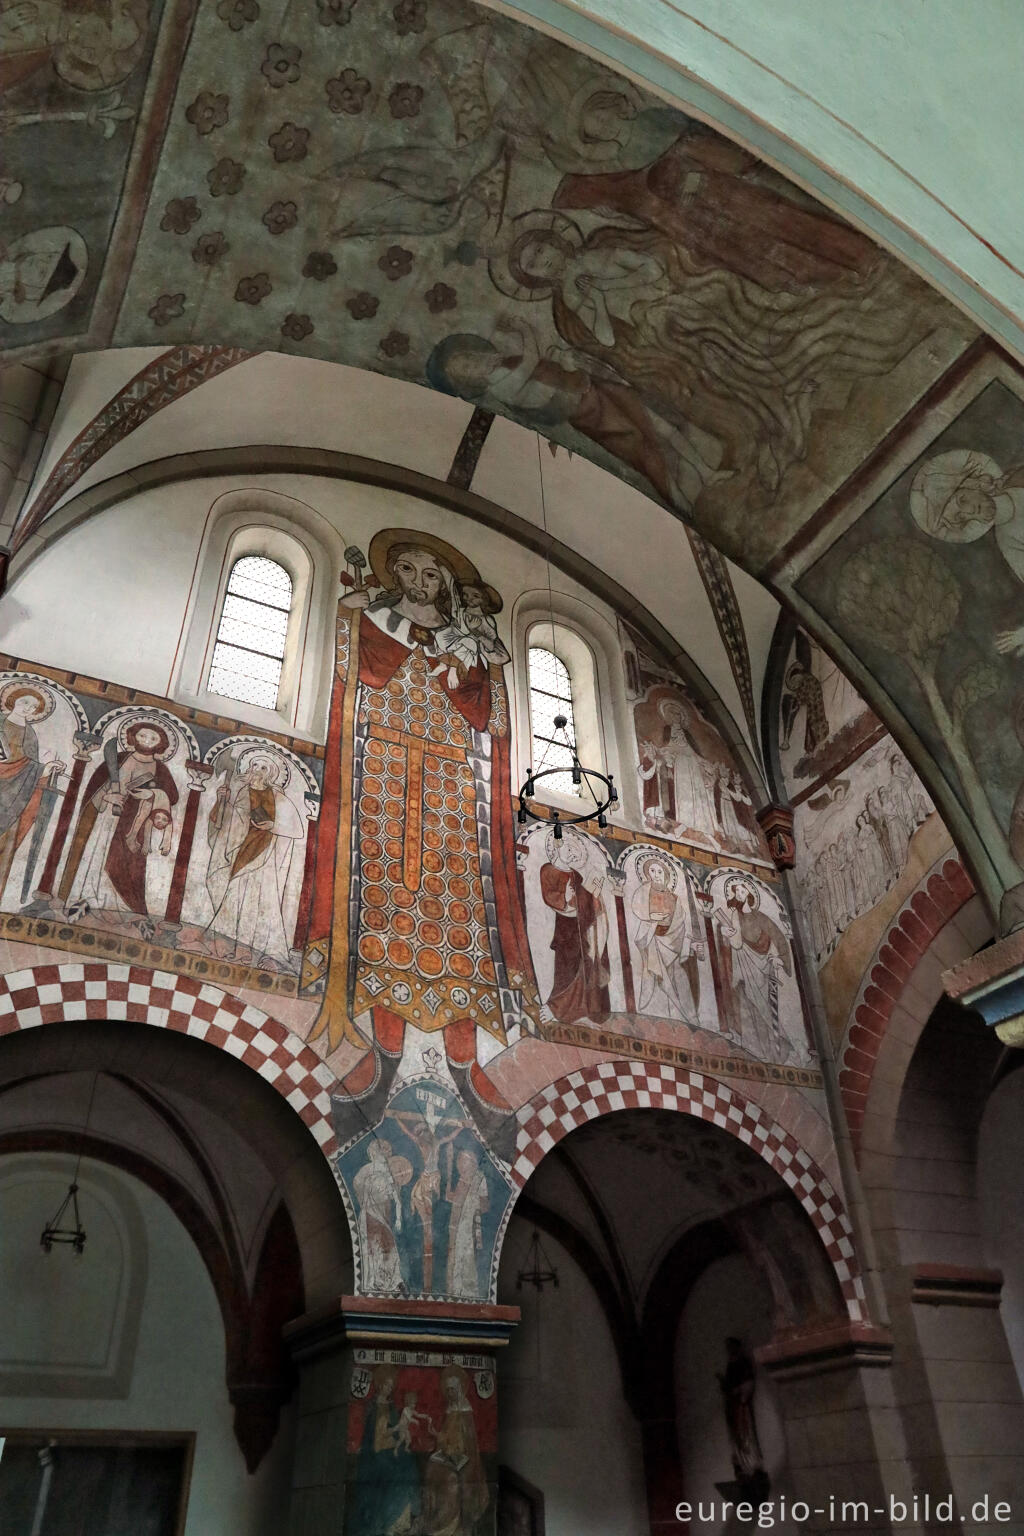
[0,668,320,996]
[625,627,770,863]
[804,380,1024,926]
[77,0,975,569]
[773,630,953,1042]
[345,1350,496,1536]
[1,0,167,348]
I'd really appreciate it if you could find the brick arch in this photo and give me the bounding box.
[0,962,339,1157]
[839,856,979,1152]
[510,1059,866,1320]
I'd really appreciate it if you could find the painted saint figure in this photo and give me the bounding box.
[712,875,794,1061]
[538,829,611,1024]
[204,750,303,968]
[0,684,63,898]
[352,1139,409,1294]
[421,1366,489,1536]
[305,529,536,1068]
[391,1101,467,1293]
[59,720,178,919]
[628,854,701,1022]
[445,1146,489,1299]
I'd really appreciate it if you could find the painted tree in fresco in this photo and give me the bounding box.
[834,537,1012,877]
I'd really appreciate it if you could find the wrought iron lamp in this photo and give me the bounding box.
[40,1182,86,1255]
[517,713,618,838]
[517,438,618,837]
[516,1229,559,1292]
[40,1071,98,1257]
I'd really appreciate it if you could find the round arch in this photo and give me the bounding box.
[0,960,339,1156]
[508,1059,866,1319]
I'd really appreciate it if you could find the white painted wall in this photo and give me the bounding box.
[978,1070,1024,1394]
[676,1253,791,1535]
[498,1220,648,1536]
[0,1155,294,1536]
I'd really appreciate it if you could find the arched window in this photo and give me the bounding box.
[208,554,294,710]
[528,643,580,796]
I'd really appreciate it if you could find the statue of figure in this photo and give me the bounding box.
[718,1337,769,1499]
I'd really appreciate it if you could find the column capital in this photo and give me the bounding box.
[756,1319,893,1381]
[285,1294,520,1362]
[943,931,1024,1044]
[755,802,796,870]
[910,1263,1003,1307]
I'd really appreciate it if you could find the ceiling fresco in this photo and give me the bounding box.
[3,0,974,573]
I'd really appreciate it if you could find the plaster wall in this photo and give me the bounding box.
[978,1069,1024,1393]
[0,1154,294,1536]
[497,1220,648,1536]
[675,1253,790,1535]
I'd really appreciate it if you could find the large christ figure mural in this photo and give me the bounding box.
[304,530,537,1102]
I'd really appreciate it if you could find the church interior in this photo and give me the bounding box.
[2,2,1024,1532]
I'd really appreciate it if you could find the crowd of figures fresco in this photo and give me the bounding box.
[0,671,320,994]
[774,629,941,970]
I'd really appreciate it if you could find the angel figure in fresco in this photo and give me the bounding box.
[353,1139,410,1294]
[325,20,683,243]
[487,182,923,503]
[305,529,536,1080]
[712,875,795,1061]
[0,683,64,900]
[628,853,702,1022]
[538,827,611,1025]
[427,313,717,513]
[203,749,303,969]
[59,719,178,921]
[910,448,1024,657]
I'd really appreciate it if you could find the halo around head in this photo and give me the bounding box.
[488,210,584,302]
[723,873,760,910]
[237,744,289,787]
[118,715,177,760]
[0,682,54,720]
[909,449,1004,544]
[636,850,677,890]
[368,528,486,596]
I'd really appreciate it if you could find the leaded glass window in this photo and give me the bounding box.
[208,555,293,710]
[528,645,578,796]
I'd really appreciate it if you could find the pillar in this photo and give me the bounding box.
[758,1321,912,1536]
[285,1296,518,1536]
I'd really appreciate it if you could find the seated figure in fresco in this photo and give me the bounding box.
[0,683,63,900]
[203,750,303,970]
[538,827,611,1026]
[421,1366,489,1536]
[305,529,537,1113]
[59,720,178,921]
[712,875,794,1061]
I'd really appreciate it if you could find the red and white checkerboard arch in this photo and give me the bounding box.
[0,962,338,1157]
[513,1060,866,1320]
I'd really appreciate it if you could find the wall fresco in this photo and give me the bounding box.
[0,671,321,996]
[345,1350,497,1536]
[802,379,1024,924]
[77,0,971,572]
[0,0,168,349]
[772,629,952,1042]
